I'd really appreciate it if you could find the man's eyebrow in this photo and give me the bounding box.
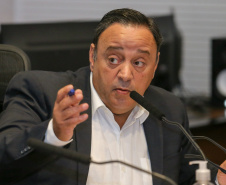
[137,49,150,55]
[106,46,123,51]
[106,46,150,55]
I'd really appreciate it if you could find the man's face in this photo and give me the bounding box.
[89,23,159,115]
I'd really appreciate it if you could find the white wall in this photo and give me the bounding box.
[2,0,226,96]
[0,0,14,24]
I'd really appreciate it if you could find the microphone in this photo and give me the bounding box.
[130,90,165,120]
[130,91,226,174]
[27,138,91,164]
[192,136,226,153]
[130,91,206,160]
[27,138,177,185]
[185,154,226,174]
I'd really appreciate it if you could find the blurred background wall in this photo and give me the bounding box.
[1,0,226,97]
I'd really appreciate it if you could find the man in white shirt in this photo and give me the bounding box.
[0,8,225,185]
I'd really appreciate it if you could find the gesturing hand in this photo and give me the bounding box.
[53,84,89,141]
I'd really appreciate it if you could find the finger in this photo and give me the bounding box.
[61,103,89,120]
[70,89,84,106]
[59,90,84,111]
[64,113,89,126]
[68,89,83,97]
[53,113,89,141]
[73,89,83,96]
[56,84,74,103]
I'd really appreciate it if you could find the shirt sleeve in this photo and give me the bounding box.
[44,119,73,146]
[215,176,219,185]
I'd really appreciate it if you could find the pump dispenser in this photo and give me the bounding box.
[189,160,214,185]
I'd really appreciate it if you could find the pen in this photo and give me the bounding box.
[68,89,75,96]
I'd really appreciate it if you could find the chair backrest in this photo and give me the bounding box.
[0,44,31,112]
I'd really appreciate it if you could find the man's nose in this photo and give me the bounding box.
[117,63,133,82]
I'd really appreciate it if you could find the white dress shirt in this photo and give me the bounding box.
[87,73,152,185]
[45,73,152,185]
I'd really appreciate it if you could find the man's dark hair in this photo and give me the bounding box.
[92,8,163,60]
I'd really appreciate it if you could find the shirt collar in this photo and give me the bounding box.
[90,72,105,117]
[90,72,149,124]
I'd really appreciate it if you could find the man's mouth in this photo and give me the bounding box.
[115,88,131,94]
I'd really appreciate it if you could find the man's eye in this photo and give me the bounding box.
[134,61,144,67]
[109,58,119,64]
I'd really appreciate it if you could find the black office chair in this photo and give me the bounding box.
[0,44,31,112]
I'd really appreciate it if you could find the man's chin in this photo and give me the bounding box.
[109,101,136,114]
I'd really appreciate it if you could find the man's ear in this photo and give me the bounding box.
[89,43,95,72]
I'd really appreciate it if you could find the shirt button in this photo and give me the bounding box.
[121,166,126,173]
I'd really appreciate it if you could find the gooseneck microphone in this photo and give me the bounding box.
[130,91,165,120]
[130,91,226,174]
[27,138,177,185]
[192,136,226,153]
[185,154,226,174]
[27,138,91,164]
[130,91,207,160]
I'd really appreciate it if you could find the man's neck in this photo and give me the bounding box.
[113,110,132,129]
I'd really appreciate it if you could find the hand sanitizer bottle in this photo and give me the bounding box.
[189,160,214,185]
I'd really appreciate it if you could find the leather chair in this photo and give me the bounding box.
[0,44,30,112]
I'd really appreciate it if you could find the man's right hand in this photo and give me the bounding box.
[52,84,89,141]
